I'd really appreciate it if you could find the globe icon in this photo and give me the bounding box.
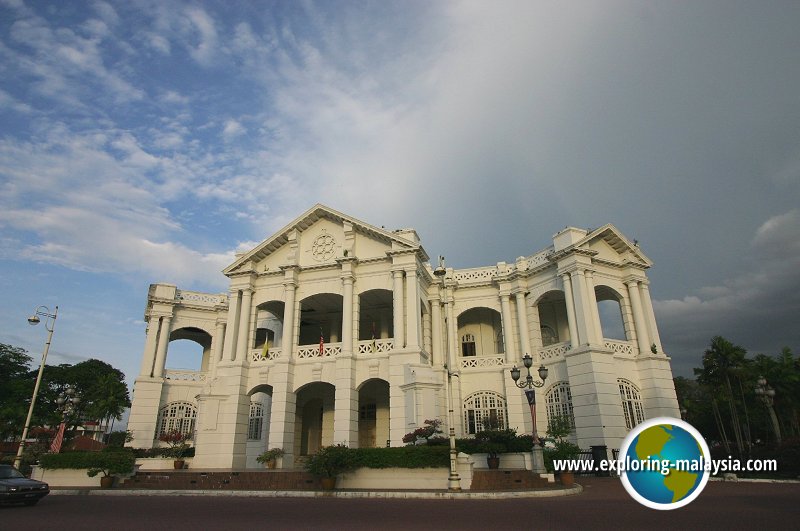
[620,417,710,510]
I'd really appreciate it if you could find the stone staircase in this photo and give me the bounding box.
[469,470,553,490]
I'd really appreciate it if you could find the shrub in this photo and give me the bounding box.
[350,446,449,469]
[256,448,285,465]
[158,430,191,459]
[39,450,136,478]
[130,446,195,458]
[305,444,357,478]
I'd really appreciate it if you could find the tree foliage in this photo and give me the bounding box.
[0,344,131,441]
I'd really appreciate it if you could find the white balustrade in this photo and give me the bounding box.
[460,356,506,369]
[164,370,207,382]
[537,342,571,361]
[175,290,226,306]
[297,342,342,359]
[357,338,394,354]
[250,347,283,363]
[604,339,635,356]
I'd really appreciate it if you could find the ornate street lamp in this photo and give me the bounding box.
[755,376,781,445]
[510,353,549,474]
[434,256,461,491]
[51,387,81,453]
[14,306,59,469]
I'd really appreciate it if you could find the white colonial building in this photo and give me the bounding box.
[128,204,679,468]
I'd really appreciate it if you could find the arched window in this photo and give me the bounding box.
[618,379,646,430]
[540,325,558,346]
[463,391,508,435]
[157,401,197,439]
[461,334,476,357]
[248,402,265,440]
[545,382,575,430]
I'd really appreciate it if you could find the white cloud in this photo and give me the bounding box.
[222,119,245,141]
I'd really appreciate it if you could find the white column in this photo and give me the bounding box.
[152,315,172,378]
[405,268,420,350]
[223,290,240,361]
[235,288,253,362]
[514,291,531,358]
[282,280,297,359]
[500,293,516,363]
[342,274,354,354]
[627,280,651,355]
[561,273,580,348]
[392,270,405,349]
[571,269,597,346]
[430,294,443,367]
[212,319,226,367]
[585,270,603,344]
[139,318,160,377]
[639,282,663,354]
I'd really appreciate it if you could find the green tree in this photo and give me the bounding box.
[0,344,34,440]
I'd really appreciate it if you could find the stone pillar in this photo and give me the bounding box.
[223,290,240,361]
[267,363,296,467]
[561,273,580,348]
[210,319,226,372]
[584,270,604,345]
[430,293,443,367]
[341,274,354,354]
[392,270,405,349]
[627,280,651,355]
[139,318,160,377]
[571,269,597,347]
[282,280,297,359]
[639,282,663,354]
[514,291,531,358]
[500,293,517,363]
[405,268,420,350]
[235,288,253,362]
[152,315,172,378]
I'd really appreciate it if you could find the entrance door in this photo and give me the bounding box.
[301,399,323,455]
[359,403,377,448]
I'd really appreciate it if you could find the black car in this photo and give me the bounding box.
[0,464,50,506]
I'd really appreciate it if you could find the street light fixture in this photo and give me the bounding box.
[510,353,549,474]
[434,256,461,491]
[13,306,58,469]
[755,376,781,445]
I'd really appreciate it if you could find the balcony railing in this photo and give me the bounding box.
[297,342,342,359]
[357,338,394,354]
[251,347,283,364]
[604,339,635,356]
[537,341,571,361]
[164,369,207,382]
[460,356,505,369]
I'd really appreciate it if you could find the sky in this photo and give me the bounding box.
[1,0,799,404]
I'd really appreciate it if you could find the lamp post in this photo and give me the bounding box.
[755,376,781,445]
[434,256,461,491]
[14,306,58,469]
[510,353,548,474]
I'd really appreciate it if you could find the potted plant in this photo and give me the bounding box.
[475,428,516,469]
[86,449,137,488]
[158,430,191,469]
[256,448,285,469]
[545,416,581,486]
[304,444,356,490]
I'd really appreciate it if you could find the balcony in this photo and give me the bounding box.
[164,369,207,383]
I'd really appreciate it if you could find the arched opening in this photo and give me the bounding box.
[595,286,627,341]
[253,301,285,355]
[358,289,394,353]
[245,384,273,468]
[357,379,390,448]
[298,293,343,356]
[618,379,646,430]
[294,382,335,455]
[156,401,197,440]
[457,307,503,357]
[545,382,576,442]
[166,327,211,372]
[463,391,508,435]
[535,291,570,347]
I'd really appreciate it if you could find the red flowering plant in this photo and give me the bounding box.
[402,419,443,444]
[158,430,191,459]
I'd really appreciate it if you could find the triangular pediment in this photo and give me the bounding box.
[223,204,424,275]
[577,224,652,267]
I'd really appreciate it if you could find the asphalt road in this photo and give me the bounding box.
[2,478,798,530]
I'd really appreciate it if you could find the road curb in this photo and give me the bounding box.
[49,484,583,499]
